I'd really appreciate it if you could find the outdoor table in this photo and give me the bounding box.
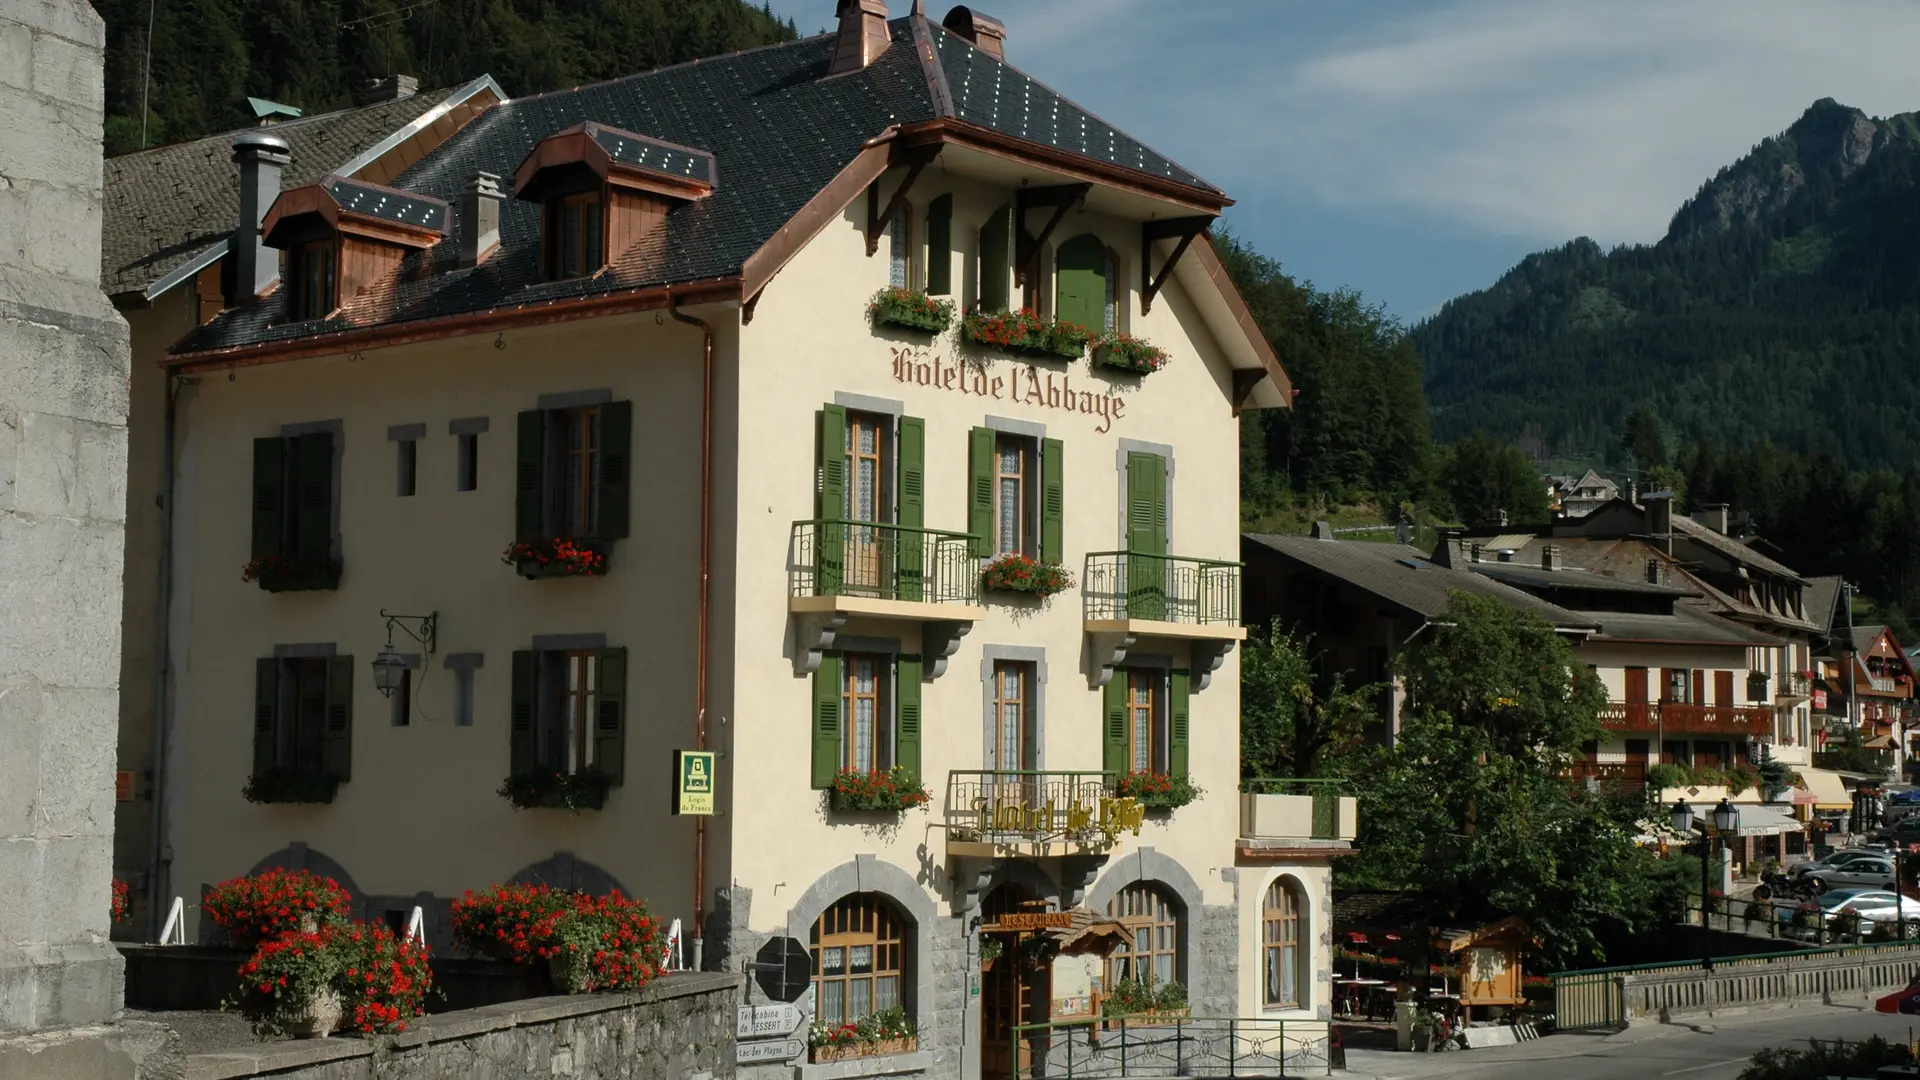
[1334,978,1388,1019]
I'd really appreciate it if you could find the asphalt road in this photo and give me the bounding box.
[1342,1005,1920,1080]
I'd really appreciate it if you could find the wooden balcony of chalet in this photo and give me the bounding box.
[1599,701,1772,737]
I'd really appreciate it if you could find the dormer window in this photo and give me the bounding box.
[288,240,338,320]
[545,191,605,280]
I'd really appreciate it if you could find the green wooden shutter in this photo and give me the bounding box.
[1040,437,1064,564]
[293,432,334,560]
[811,653,842,789]
[254,657,278,775]
[980,204,1012,312]
[515,410,546,541]
[1055,233,1106,335]
[1126,452,1168,620]
[323,655,353,782]
[596,400,631,539]
[968,426,993,558]
[1169,669,1191,780]
[817,405,847,595]
[510,650,536,776]
[595,648,626,784]
[1103,674,1128,778]
[897,415,925,601]
[925,194,953,296]
[896,654,923,785]
[251,438,286,560]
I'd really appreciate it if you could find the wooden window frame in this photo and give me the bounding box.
[811,894,907,1028]
[1127,669,1168,774]
[538,649,598,775]
[1263,878,1303,1010]
[991,660,1034,773]
[289,238,338,321]
[1105,883,1179,991]
[842,652,895,774]
[1663,668,1691,704]
[544,190,607,280]
[889,202,914,289]
[844,411,892,525]
[554,405,601,539]
[278,656,331,774]
[993,434,1036,557]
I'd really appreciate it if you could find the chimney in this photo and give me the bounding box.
[355,75,419,105]
[458,172,503,268]
[230,130,291,304]
[942,5,1007,59]
[1692,504,1730,535]
[1645,559,1663,585]
[830,0,892,75]
[1542,544,1562,571]
[1645,492,1674,555]
[1309,520,1335,541]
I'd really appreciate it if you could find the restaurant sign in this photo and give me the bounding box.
[889,346,1128,434]
[987,912,1075,931]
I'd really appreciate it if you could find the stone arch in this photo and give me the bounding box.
[784,856,937,1036]
[969,859,1061,912]
[507,851,629,897]
[1083,848,1208,989]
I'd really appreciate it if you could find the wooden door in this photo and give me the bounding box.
[1625,668,1650,725]
[844,413,890,595]
[981,886,1049,1080]
[1715,670,1735,721]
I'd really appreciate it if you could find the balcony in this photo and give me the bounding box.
[942,771,1142,857]
[1777,671,1812,703]
[1082,551,1246,689]
[1564,760,1648,791]
[1237,780,1358,860]
[788,519,986,676]
[1598,701,1773,737]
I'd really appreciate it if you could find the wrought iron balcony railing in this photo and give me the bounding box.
[1082,551,1240,625]
[944,770,1139,851]
[1598,701,1773,736]
[788,519,978,605]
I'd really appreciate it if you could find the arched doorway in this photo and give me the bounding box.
[981,882,1050,1080]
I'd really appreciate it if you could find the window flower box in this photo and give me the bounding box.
[1091,333,1170,375]
[961,308,1091,361]
[243,555,342,593]
[242,768,340,806]
[869,287,956,335]
[808,1006,917,1062]
[810,1036,920,1063]
[1111,770,1201,810]
[502,538,608,579]
[981,553,1073,598]
[830,767,932,813]
[497,769,613,813]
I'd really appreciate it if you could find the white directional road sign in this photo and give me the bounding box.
[737,1002,804,1039]
[736,1038,805,1064]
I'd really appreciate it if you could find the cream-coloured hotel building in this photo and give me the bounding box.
[142,6,1353,1076]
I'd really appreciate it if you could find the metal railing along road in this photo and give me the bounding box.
[1082,551,1239,625]
[1011,1015,1332,1078]
[1241,778,1352,840]
[945,770,1115,847]
[788,519,977,605]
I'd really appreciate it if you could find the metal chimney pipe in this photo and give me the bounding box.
[230,130,290,304]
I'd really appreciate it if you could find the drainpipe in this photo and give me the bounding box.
[669,295,715,972]
[146,372,189,939]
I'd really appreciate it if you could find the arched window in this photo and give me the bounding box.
[1106,882,1180,989]
[1263,877,1305,1009]
[889,204,912,289]
[1055,233,1109,333]
[812,894,906,1027]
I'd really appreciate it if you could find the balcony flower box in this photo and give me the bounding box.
[502,538,608,579]
[242,555,342,593]
[869,287,955,335]
[497,769,612,813]
[830,767,931,813]
[982,553,1073,598]
[1112,771,1200,810]
[961,308,1091,361]
[242,768,339,806]
[1091,333,1170,375]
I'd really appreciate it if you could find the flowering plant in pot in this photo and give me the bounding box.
[241,554,342,593]
[535,891,664,994]
[1091,332,1170,374]
[203,868,353,950]
[1112,771,1202,810]
[241,767,339,805]
[830,767,932,812]
[450,882,579,963]
[501,538,608,579]
[497,768,614,813]
[869,287,956,334]
[981,553,1073,598]
[110,879,129,925]
[226,929,350,1038]
[961,308,1091,360]
[335,923,433,1033]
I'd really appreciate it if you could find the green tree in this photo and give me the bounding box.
[1239,623,1375,781]
[1621,404,1667,469]
[1439,432,1550,527]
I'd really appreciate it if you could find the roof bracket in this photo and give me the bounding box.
[1014,183,1092,286]
[1140,216,1211,314]
[742,288,763,325]
[865,146,941,257]
[1230,367,1268,416]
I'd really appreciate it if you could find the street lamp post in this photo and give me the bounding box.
[1673,798,1740,964]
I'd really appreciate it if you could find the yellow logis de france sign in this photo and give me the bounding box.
[673,750,716,816]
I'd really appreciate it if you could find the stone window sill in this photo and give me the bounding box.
[796,1048,932,1080]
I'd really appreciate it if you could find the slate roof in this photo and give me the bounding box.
[1805,576,1844,635]
[1671,513,1805,582]
[587,123,715,186]
[102,88,458,297]
[1242,534,1600,632]
[323,176,450,233]
[174,16,1222,355]
[1467,562,1692,597]
[1587,607,1781,647]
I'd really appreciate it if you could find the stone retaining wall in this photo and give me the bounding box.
[184,972,738,1080]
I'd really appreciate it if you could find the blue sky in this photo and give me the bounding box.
[767,0,1920,323]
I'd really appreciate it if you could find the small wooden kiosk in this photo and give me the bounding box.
[1434,917,1529,1023]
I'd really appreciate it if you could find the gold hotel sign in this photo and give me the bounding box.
[889,346,1127,434]
[965,793,1146,849]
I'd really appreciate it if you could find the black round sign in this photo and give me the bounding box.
[754,936,811,1003]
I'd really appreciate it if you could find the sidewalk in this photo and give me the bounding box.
[1339,1024,1694,1079]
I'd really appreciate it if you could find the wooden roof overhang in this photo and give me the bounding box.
[260,181,447,251]
[513,123,716,204]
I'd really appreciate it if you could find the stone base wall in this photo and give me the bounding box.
[184,972,738,1080]
[0,1021,180,1080]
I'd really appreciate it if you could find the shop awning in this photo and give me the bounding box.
[1799,767,1854,811]
[1711,804,1805,838]
[1865,735,1896,750]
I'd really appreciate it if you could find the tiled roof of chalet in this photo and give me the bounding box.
[102,88,458,297]
[1805,576,1843,635]
[1243,534,1599,631]
[1466,561,1692,597]
[1670,514,1805,582]
[175,16,1220,355]
[1591,605,1782,647]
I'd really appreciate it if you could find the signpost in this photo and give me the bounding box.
[673,750,715,815]
[737,1039,805,1064]
[737,1002,805,1040]
[750,937,813,1003]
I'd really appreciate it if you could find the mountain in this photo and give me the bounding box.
[94,0,796,156]
[1414,98,1920,469]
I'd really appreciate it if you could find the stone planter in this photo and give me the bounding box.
[810,1036,919,1063]
[283,987,343,1039]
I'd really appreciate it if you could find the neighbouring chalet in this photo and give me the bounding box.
[114,5,1349,1078]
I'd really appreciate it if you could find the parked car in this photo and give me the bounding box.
[1780,889,1920,940]
[1791,849,1894,883]
[1802,853,1899,893]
